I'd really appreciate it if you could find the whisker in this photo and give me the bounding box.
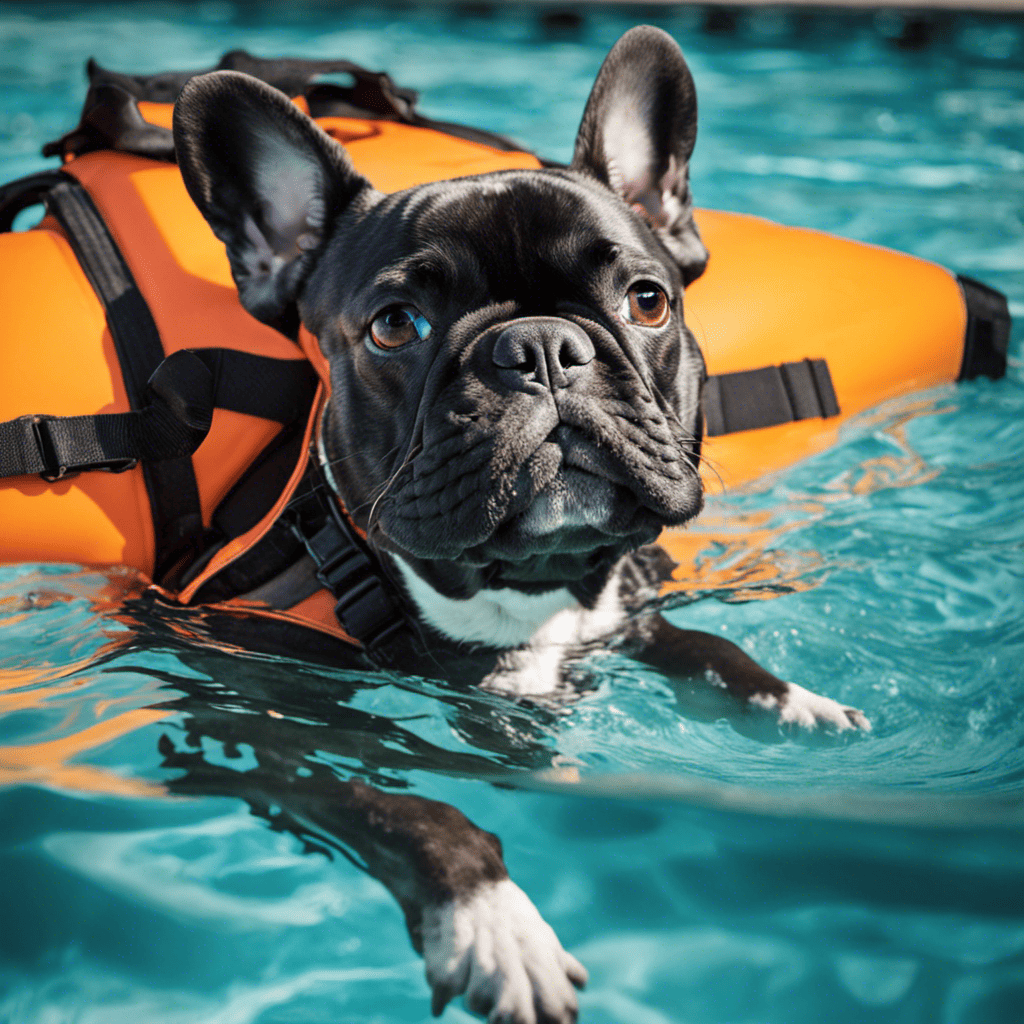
[642,382,711,490]
[319,444,404,518]
[364,441,424,530]
[321,443,403,475]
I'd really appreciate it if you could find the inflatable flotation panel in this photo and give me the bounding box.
[0,52,1010,647]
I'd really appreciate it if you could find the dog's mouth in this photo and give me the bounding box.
[374,421,702,581]
[469,427,657,555]
[462,466,651,586]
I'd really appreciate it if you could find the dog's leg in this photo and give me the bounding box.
[627,613,871,735]
[160,741,586,1023]
[289,779,588,1023]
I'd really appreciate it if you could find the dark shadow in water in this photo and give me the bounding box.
[77,593,587,1019]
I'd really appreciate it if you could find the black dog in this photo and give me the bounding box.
[171,25,869,1023]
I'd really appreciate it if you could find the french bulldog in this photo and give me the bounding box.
[170,25,870,1024]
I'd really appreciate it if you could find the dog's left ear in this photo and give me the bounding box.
[572,26,708,284]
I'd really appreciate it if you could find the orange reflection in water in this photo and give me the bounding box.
[0,705,168,799]
[0,568,169,799]
[660,398,950,601]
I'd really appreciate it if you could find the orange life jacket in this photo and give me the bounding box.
[0,54,1010,649]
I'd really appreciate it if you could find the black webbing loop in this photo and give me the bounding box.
[957,275,1010,382]
[41,83,176,163]
[703,359,840,437]
[0,170,65,232]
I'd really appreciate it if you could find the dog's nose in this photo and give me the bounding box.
[491,318,595,391]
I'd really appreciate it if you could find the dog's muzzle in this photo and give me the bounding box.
[374,314,703,565]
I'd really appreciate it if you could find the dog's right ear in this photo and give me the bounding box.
[173,71,373,328]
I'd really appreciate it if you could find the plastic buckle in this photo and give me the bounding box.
[296,503,406,653]
[333,576,405,652]
[30,416,68,482]
[307,520,370,591]
[30,415,137,482]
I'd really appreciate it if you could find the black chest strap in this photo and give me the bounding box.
[284,458,408,657]
[0,347,317,480]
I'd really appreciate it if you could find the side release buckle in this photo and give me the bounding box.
[28,414,138,482]
[296,500,406,654]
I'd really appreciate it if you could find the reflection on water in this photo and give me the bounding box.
[3,382,1024,1021]
[660,395,953,605]
[3,2,1024,1022]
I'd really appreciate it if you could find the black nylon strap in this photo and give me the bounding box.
[0,350,316,479]
[703,359,840,437]
[0,349,213,481]
[45,178,166,407]
[0,403,204,481]
[192,349,317,424]
[42,174,204,581]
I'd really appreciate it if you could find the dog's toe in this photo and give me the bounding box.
[843,705,873,732]
[422,878,584,1023]
[757,681,871,734]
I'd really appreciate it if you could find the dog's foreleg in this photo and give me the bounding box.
[627,613,871,735]
[287,779,588,1023]
[162,742,586,1024]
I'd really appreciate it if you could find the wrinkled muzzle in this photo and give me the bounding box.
[371,317,704,564]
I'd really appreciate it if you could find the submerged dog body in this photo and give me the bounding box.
[170,26,869,1022]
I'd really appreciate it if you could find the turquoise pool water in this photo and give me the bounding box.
[2,3,1024,1021]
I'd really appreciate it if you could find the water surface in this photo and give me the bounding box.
[2,4,1024,1022]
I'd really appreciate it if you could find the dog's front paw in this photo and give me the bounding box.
[752,681,871,733]
[422,878,587,1023]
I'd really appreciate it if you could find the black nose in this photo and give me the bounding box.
[491,318,595,391]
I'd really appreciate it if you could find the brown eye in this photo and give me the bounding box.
[622,283,670,328]
[369,306,432,350]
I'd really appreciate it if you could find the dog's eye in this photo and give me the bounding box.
[622,283,670,328]
[369,306,432,350]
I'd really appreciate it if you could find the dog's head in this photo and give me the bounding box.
[175,26,707,605]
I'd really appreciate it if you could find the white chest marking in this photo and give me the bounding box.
[393,557,579,648]
[393,556,626,697]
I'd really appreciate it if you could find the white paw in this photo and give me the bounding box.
[422,878,588,1023]
[752,681,872,733]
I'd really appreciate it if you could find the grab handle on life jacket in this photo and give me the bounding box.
[0,169,64,232]
[41,51,531,164]
[42,51,422,163]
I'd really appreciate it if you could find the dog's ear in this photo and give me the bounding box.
[572,26,707,284]
[173,70,374,328]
